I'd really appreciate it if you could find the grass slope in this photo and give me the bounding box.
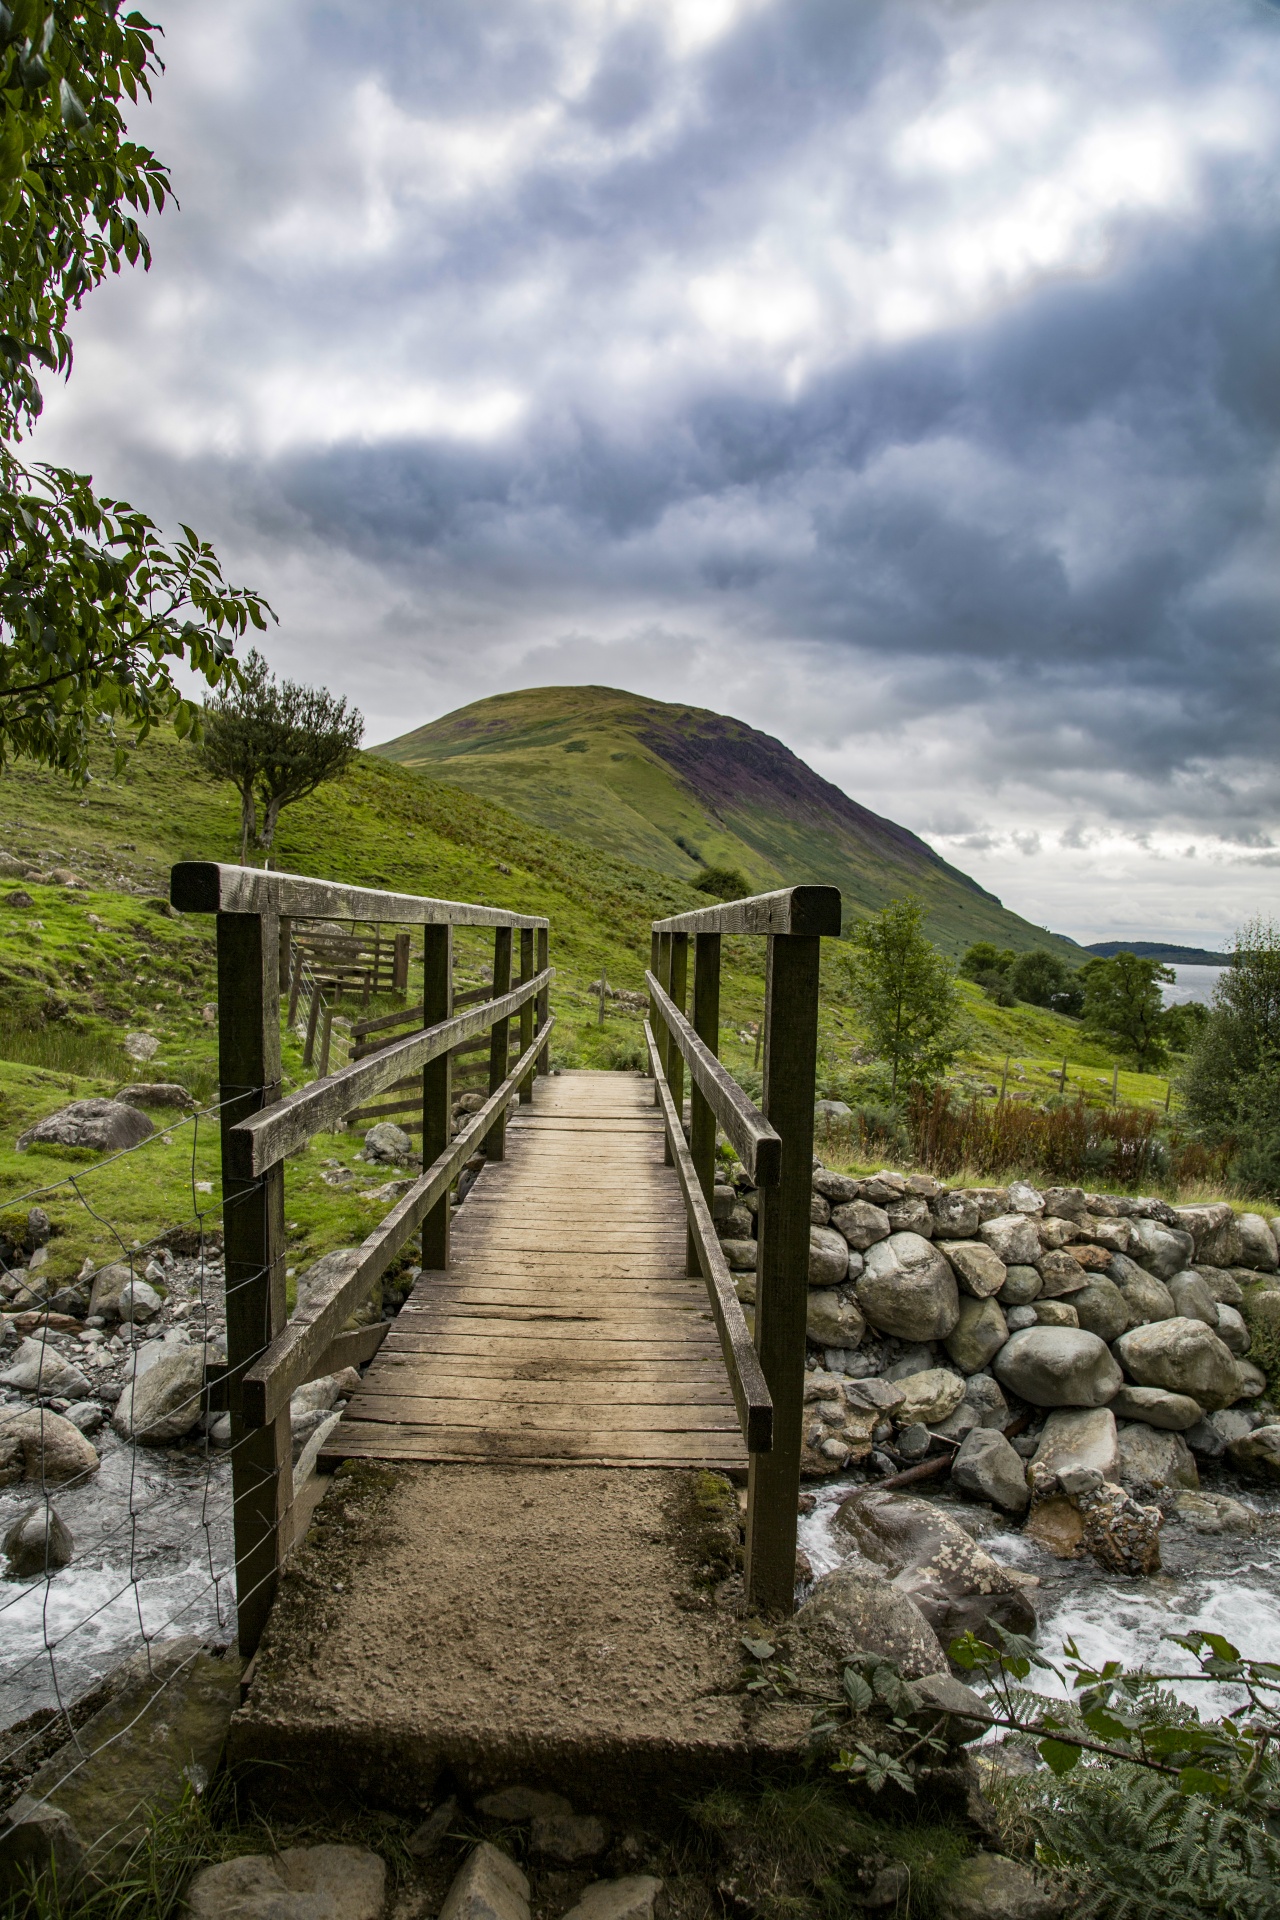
[376,685,1080,959]
[0,732,1181,1285]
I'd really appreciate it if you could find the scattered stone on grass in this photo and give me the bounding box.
[185,1845,386,1920]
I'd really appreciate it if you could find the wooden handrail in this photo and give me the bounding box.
[227,968,552,1175]
[645,970,781,1185]
[240,1015,556,1427]
[171,861,549,929]
[651,884,840,938]
[644,1021,772,1453]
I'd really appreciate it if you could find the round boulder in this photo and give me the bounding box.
[1109,1385,1202,1431]
[944,1296,1009,1374]
[1107,1253,1175,1328]
[4,1504,73,1578]
[808,1226,850,1288]
[829,1199,891,1251]
[1114,1318,1241,1411]
[997,1264,1042,1306]
[1167,1271,1219,1328]
[16,1098,154,1154]
[1225,1424,1280,1482]
[893,1367,966,1427]
[806,1289,865,1350]
[993,1326,1122,1408]
[0,1409,100,1485]
[978,1213,1041,1267]
[793,1566,945,1679]
[1118,1424,1198,1495]
[941,1241,1007,1300]
[1069,1275,1129,1344]
[855,1233,959,1342]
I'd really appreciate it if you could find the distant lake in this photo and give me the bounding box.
[1161,964,1227,1008]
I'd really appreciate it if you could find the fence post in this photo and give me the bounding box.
[217,906,291,1659]
[745,929,821,1615]
[317,1004,334,1079]
[688,931,721,1276]
[535,926,550,1075]
[655,932,674,1159]
[487,927,513,1159]
[667,933,688,1155]
[278,916,292,994]
[648,930,661,1094]
[394,931,411,993]
[302,977,321,1067]
[421,925,452,1270]
[287,950,303,1028]
[519,928,535,1102]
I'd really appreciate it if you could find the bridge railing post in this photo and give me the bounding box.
[217,906,291,1658]
[687,932,720,1277]
[518,928,535,1104]
[744,929,822,1614]
[487,926,514,1159]
[421,924,452,1272]
[536,926,550,1075]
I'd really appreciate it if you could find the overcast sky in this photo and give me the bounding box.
[30,0,1280,948]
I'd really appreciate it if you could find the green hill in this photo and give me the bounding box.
[376,686,1079,959]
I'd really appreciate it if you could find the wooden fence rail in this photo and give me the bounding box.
[169,861,552,1658]
[648,884,841,1614]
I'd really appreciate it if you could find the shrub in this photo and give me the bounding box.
[692,865,750,899]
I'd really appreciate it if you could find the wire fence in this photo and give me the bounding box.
[0,1090,285,1808]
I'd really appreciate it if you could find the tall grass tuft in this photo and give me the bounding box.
[0,1022,131,1083]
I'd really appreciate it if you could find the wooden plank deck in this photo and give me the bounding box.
[320,1071,747,1470]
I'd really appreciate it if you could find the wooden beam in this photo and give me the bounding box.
[217,908,291,1659]
[486,926,513,1161]
[645,971,780,1186]
[688,930,721,1278]
[518,927,535,1105]
[309,1321,389,1380]
[171,862,549,930]
[644,1021,772,1454]
[745,932,822,1616]
[228,967,551,1174]
[421,924,452,1272]
[239,1016,555,1425]
[651,885,841,939]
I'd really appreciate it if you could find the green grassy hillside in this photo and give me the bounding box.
[376,685,1079,959]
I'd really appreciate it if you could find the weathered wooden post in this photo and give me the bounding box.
[393,931,411,993]
[656,931,674,1158]
[536,926,550,1076]
[745,923,825,1614]
[519,927,535,1103]
[302,978,322,1067]
[217,902,291,1658]
[421,924,452,1271]
[487,927,513,1159]
[687,931,721,1277]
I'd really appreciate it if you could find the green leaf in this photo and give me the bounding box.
[741,1637,774,1662]
[1039,1738,1083,1776]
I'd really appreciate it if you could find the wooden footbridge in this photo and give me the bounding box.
[171,865,842,1672]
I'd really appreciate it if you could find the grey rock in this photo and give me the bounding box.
[1173,1490,1259,1534]
[1226,1424,1280,1482]
[1035,1250,1090,1297]
[476,1788,574,1821]
[835,1490,1036,1644]
[962,1372,1009,1428]
[794,1564,946,1678]
[115,1083,195,1110]
[842,1377,906,1414]
[4,1504,73,1577]
[1214,1304,1250,1357]
[856,1233,960,1342]
[1005,1306,1038,1331]
[186,1845,387,1920]
[1107,1253,1175,1328]
[1198,1265,1244,1306]
[942,1241,1007,1299]
[562,1879,663,1920]
[1167,1271,1219,1328]
[1069,1276,1129,1344]
[1131,1218,1196,1280]
[936,1851,1062,1920]
[1235,1359,1267,1399]
[945,1296,1009,1373]
[806,1290,865,1349]
[0,1408,99,1484]
[721,1239,757,1271]
[1007,1181,1044,1215]
[112,1340,206,1443]
[951,1428,1029,1513]
[930,1190,981,1240]
[895,1422,931,1459]
[16,1098,154,1154]
[810,1192,831,1227]
[1118,1425,1198,1494]
[1034,1301,1079,1328]
[530,1814,609,1863]
[0,1336,90,1399]
[117,1279,161,1325]
[1041,1187,1089,1223]
[931,1402,980,1444]
[885,1345,941,1380]
[862,1172,908,1204]
[893,1368,967,1427]
[911,1671,993,1743]
[0,1795,84,1894]
[812,1170,863,1205]
[809,1226,850,1287]
[64,1402,104,1436]
[1236,1212,1280,1272]
[407,1795,459,1857]
[997,1264,1043,1306]
[979,1214,1042,1267]
[993,1327,1122,1408]
[87,1262,138,1320]
[439,1844,531,1920]
[1029,1408,1120,1486]
[886,1194,934,1236]
[830,1199,892,1251]
[1114,1318,1241,1410]
[364,1121,413,1164]
[1109,1385,1202,1431]
[1173,1203,1240,1269]
[291,1373,345,1417]
[718,1203,755,1241]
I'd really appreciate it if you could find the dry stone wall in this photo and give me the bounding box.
[712,1160,1280,1491]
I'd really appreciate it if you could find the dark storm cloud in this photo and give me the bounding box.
[31,0,1280,933]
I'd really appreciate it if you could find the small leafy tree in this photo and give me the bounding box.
[843,898,963,1096]
[693,865,750,899]
[1009,947,1081,1013]
[0,3,271,778]
[1079,952,1172,1068]
[199,650,362,862]
[960,941,1016,981]
[1183,919,1280,1195]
